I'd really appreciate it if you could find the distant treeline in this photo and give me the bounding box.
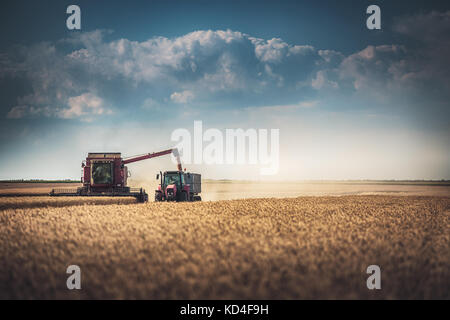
[0,179,81,183]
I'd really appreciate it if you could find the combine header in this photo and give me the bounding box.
[50,148,186,202]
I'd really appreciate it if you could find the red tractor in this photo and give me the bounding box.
[50,148,186,202]
[155,170,202,202]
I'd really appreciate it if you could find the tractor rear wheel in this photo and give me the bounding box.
[180,191,188,202]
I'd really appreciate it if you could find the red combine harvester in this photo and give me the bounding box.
[49,148,194,203]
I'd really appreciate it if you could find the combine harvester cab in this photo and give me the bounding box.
[155,171,202,202]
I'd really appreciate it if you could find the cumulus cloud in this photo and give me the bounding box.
[336,11,450,99]
[317,50,344,65]
[66,29,250,85]
[170,90,195,103]
[1,29,331,119]
[1,16,449,120]
[7,92,111,120]
[59,93,109,119]
[311,70,338,90]
[339,45,408,90]
[7,105,52,119]
[393,11,450,91]
[251,37,314,64]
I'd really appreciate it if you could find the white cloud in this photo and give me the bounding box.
[66,29,249,85]
[252,38,289,63]
[3,17,450,120]
[289,45,315,55]
[318,50,344,65]
[7,92,111,120]
[64,30,323,93]
[198,52,248,91]
[170,90,194,103]
[3,29,333,119]
[339,45,408,92]
[59,93,110,119]
[7,106,33,119]
[336,11,450,97]
[251,37,314,63]
[311,70,338,90]
[7,105,54,119]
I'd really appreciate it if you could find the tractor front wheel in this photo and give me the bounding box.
[155,191,162,202]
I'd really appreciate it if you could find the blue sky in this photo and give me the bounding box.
[0,0,449,180]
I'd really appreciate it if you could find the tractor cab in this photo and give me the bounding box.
[163,171,184,189]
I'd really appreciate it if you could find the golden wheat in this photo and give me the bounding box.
[0,195,449,299]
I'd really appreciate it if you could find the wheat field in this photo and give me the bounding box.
[1,194,449,299]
